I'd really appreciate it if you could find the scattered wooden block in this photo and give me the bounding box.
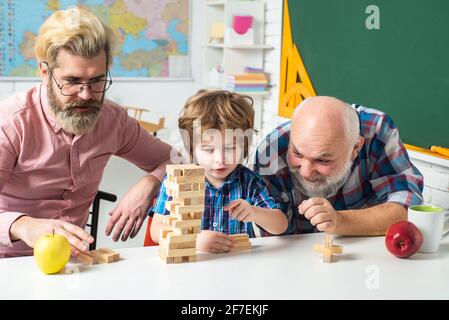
[313,234,343,263]
[76,248,120,265]
[230,233,252,251]
[76,251,97,265]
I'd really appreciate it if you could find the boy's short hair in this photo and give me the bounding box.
[178,89,255,159]
[35,6,114,67]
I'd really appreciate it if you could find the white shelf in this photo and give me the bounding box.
[206,0,225,6]
[205,43,273,49]
[203,0,269,130]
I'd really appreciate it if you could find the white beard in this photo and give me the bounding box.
[288,158,353,199]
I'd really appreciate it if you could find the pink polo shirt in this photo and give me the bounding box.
[0,84,172,258]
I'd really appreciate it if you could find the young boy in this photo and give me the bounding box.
[149,89,288,253]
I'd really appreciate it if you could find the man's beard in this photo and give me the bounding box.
[289,157,353,199]
[48,84,103,135]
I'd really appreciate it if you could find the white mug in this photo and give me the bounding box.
[408,205,448,253]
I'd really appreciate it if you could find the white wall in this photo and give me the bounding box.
[261,0,289,135]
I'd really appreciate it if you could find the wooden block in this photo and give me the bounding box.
[173,211,203,220]
[165,201,181,213]
[159,251,196,264]
[175,204,205,214]
[192,183,206,191]
[166,233,197,243]
[313,234,343,263]
[159,239,196,249]
[183,167,205,176]
[163,215,178,226]
[182,197,204,206]
[166,165,184,177]
[230,233,250,242]
[171,219,201,229]
[89,250,115,263]
[231,242,252,251]
[76,252,97,265]
[98,248,120,262]
[160,246,196,258]
[323,252,333,263]
[165,181,193,192]
[173,227,192,235]
[159,227,172,240]
[313,244,343,254]
[173,176,205,184]
[173,190,205,199]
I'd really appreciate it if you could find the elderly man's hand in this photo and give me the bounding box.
[298,198,343,233]
[105,175,161,242]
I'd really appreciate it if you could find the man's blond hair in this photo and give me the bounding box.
[35,6,114,67]
[178,89,255,159]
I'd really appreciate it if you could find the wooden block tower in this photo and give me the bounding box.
[158,164,205,264]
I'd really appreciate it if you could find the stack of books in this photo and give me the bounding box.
[225,67,268,93]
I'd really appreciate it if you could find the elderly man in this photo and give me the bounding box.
[0,7,172,258]
[254,96,423,236]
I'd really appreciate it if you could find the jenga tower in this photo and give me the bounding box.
[158,164,205,264]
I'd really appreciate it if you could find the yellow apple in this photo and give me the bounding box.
[34,232,71,274]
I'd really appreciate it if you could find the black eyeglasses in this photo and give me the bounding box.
[43,61,112,96]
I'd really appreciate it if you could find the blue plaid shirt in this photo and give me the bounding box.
[149,165,281,237]
[253,104,424,235]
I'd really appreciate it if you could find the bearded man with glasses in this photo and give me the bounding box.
[0,7,173,258]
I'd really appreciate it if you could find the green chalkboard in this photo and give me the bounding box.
[287,0,449,148]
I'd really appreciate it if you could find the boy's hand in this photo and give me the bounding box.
[196,230,234,253]
[224,199,255,222]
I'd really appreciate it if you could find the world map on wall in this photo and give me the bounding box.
[0,0,190,78]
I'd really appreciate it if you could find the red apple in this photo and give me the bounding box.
[385,220,423,258]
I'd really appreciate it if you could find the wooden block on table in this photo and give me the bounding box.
[89,250,115,263]
[323,252,333,263]
[158,251,196,264]
[313,244,343,254]
[98,248,120,262]
[159,246,196,258]
[76,251,97,265]
[313,234,343,263]
[230,233,250,242]
[231,241,252,251]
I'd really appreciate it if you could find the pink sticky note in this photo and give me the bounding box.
[233,15,253,35]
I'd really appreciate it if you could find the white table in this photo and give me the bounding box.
[1,233,448,300]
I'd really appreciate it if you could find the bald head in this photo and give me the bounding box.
[287,96,364,198]
[292,96,360,147]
